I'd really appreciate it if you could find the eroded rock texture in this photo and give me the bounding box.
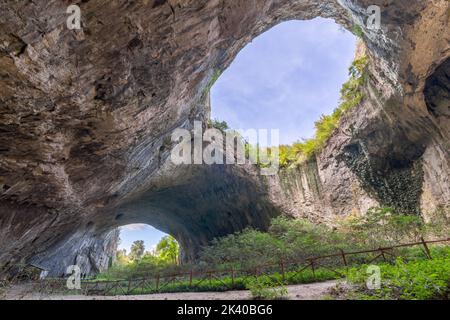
[0,0,449,276]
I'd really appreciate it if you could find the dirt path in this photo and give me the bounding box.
[2,280,339,300]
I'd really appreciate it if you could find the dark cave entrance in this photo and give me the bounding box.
[424,58,450,119]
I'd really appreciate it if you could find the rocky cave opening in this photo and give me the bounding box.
[210,18,358,146]
[115,223,174,263]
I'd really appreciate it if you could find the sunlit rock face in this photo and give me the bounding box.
[0,0,448,276]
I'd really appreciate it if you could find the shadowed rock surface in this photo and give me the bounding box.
[0,0,449,276]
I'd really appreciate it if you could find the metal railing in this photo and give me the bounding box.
[9,237,450,297]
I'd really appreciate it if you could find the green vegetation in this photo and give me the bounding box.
[203,69,222,98]
[95,207,449,299]
[341,207,424,246]
[344,247,450,300]
[273,55,369,168]
[199,217,359,270]
[205,56,369,169]
[351,25,365,38]
[339,207,449,247]
[129,240,145,261]
[156,235,180,265]
[97,235,180,280]
[208,118,230,132]
[245,277,288,300]
[120,268,340,295]
[199,206,447,270]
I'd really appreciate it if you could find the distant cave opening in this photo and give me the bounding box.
[118,224,169,257]
[114,224,180,268]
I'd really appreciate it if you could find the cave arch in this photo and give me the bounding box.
[1,1,449,279]
[111,164,281,263]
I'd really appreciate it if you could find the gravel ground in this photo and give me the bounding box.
[1,280,339,300]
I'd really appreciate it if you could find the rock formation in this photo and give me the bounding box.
[0,0,448,276]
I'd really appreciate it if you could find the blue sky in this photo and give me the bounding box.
[119,18,356,252]
[118,224,167,253]
[211,18,357,145]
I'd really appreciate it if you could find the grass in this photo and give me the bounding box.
[344,246,450,300]
[95,266,341,296]
[245,277,289,300]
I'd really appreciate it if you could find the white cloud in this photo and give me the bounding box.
[120,224,148,231]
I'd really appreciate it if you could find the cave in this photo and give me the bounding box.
[424,58,450,119]
[0,1,449,278]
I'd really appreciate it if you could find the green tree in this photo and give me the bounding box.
[209,119,229,132]
[156,235,179,265]
[129,240,145,261]
[116,249,128,264]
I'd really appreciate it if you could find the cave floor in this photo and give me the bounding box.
[2,280,339,300]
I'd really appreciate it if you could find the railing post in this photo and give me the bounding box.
[421,237,432,259]
[141,276,147,294]
[127,278,132,295]
[156,274,160,292]
[280,259,286,282]
[189,270,193,287]
[231,267,235,287]
[310,259,316,278]
[379,248,387,262]
[340,249,348,267]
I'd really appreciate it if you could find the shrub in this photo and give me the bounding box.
[208,119,229,132]
[352,25,364,38]
[199,216,368,270]
[345,247,450,300]
[199,228,286,270]
[198,209,441,272]
[341,207,426,247]
[245,277,288,300]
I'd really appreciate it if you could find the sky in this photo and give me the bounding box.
[118,224,167,253]
[211,18,357,145]
[119,18,356,252]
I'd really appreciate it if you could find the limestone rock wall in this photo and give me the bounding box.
[30,229,119,277]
